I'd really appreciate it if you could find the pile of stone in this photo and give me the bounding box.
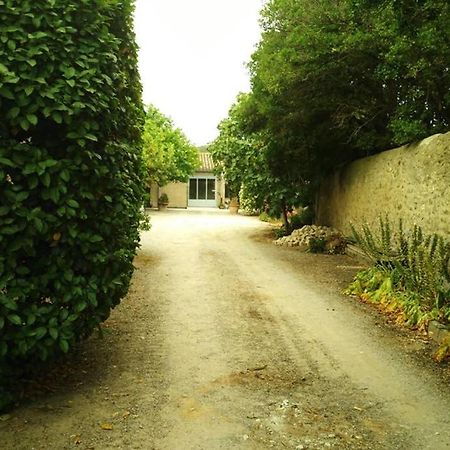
[274,225,347,254]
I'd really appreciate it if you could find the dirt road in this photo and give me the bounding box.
[2,209,450,449]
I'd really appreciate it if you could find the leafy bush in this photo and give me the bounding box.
[347,218,450,330]
[274,226,289,239]
[307,237,326,254]
[158,193,169,205]
[0,0,144,408]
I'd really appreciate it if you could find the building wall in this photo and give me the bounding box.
[149,173,226,209]
[150,182,188,208]
[160,182,188,208]
[316,132,450,239]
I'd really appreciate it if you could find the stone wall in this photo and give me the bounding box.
[316,132,450,239]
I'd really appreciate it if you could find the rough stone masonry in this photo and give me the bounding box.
[317,131,450,239]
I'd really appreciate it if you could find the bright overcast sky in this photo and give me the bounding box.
[134,0,264,146]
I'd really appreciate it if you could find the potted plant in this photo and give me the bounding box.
[158,192,169,211]
[228,196,239,214]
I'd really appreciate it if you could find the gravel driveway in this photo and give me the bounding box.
[2,208,450,449]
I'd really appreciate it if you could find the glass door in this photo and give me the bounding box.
[188,177,216,207]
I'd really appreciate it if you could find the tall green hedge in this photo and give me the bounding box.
[0,0,145,405]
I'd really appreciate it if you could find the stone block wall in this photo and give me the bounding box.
[316,132,450,239]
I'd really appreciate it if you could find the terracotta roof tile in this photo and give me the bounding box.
[198,152,214,172]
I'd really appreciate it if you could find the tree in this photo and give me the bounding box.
[210,93,308,230]
[142,105,199,187]
[247,0,450,193]
[0,0,144,408]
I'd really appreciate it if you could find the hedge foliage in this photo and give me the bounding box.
[0,0,145,403]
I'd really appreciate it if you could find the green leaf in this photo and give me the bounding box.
[27,59,37,67]
[35,327,47,339]
[52,112,63,124]
[67,199,79,208]
[75,301,87,313]
[0,157,15,167]
[27,314,36,326]
[49,327,58,340]
[0,86,14,100]
[0,341,7,357]
[59,339,69,353]
[34,217,44,232]
[64,67,76,79]
[25,86,34,96]
[16,191,29,202]
[63,270,73,282]
[60,170,70,182]
[20,118,30,131]
[67,79,75,87]
[42,172,51,187]
[8,106,20,118]
[7,314,22,325]
[27,113,38,126]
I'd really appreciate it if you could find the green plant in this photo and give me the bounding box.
[0,0,144,409]
[347,218,450,332]
[158,193,169,205]
[274,226,289,239]
[308,237,326,254]
[142,105,199,186]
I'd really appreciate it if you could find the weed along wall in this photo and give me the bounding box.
[316,132,450,238]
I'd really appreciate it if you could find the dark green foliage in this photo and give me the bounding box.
[274,226,289,239]
[210,93,309,226]
[0,0,144,406]
[348,218,450,325]
[308,238,327,254]
[247,0,450,189]
[158,193,169,205]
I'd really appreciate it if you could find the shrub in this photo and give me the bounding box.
[0,0,144,408]
[158,193,169,205]
[347,218,450,352]
[308,237,326,254]
[274,226,289,239]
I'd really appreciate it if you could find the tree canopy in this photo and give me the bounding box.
[213,0,450,218]
[210,93,308,226]
[142,105,199,186]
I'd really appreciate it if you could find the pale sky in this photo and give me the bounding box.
[134,0,264,146]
